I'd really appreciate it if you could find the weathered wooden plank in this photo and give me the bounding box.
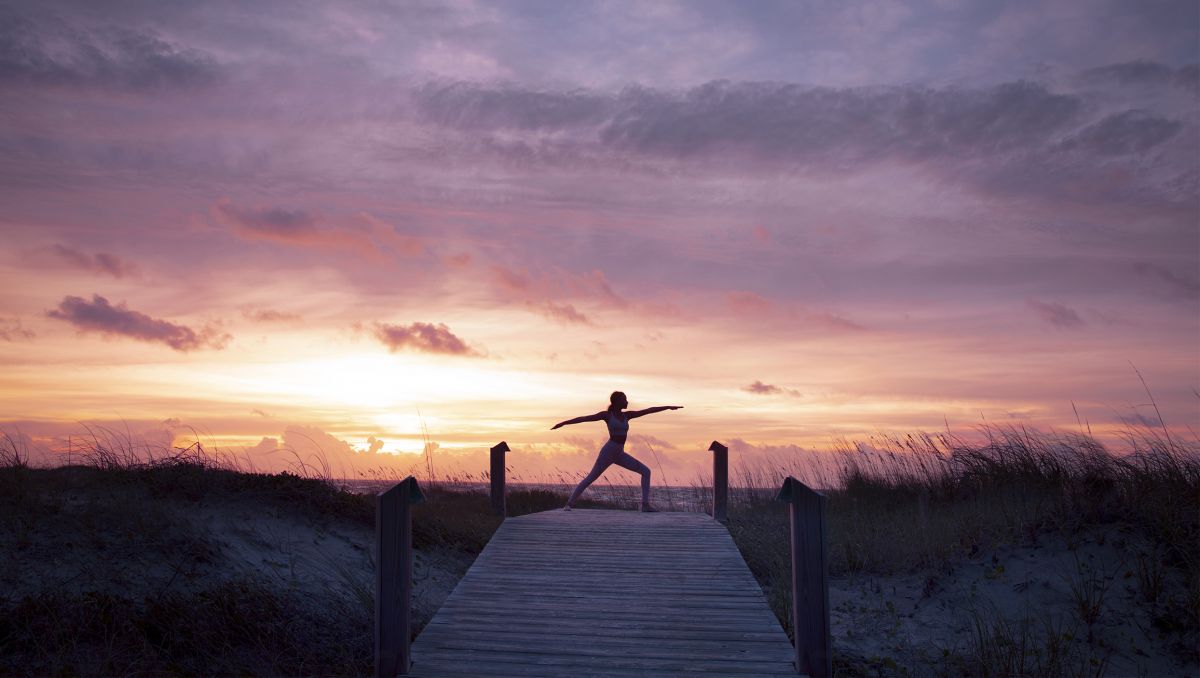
[412,646,794,673]
[415,634,794,658]
[424,619,787,641]
[409,509,796,676]
[414,634,795,660]
[444,589,770,604]
[409,658,798,678]
[434,605,776,620]
[428,610,786,630]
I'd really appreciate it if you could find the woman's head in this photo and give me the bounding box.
[608,391,628,412]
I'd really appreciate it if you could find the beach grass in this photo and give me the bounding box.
[723,424,1199,674]
[2,422,1197,675]
[0,433,609,676]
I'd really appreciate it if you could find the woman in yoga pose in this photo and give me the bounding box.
[551,391,682,512]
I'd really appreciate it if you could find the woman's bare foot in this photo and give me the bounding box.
[562,504,572,511]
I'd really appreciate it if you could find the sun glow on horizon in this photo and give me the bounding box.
[0,0,1195,479]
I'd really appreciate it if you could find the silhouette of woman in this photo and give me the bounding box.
[551,391,682,512]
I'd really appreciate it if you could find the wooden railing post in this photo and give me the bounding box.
[776,476,831,677]
[708,441,728,522]
[490,441,509,517]
[376,476,425,677]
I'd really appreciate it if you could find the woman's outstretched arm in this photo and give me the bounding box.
[625,405,683,420]
[551,411,606,430]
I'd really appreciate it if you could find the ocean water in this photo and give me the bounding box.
[338,479,722,512]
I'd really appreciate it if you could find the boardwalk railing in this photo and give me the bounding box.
[709,440,729,522]
[489,441,509,516]
[375,476,425,677]
[777,476,831,677]
[377,447,832,676]
[489,439,732,518]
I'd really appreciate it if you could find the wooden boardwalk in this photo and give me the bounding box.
[408,509,795,677]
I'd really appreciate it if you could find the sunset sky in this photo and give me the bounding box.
[1,0,1197,480]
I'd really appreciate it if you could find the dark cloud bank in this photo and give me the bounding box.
[414,65,1195,162]
[0,9,220,91]
[413,66,1196,207]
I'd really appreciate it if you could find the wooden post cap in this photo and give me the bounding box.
[491,441,510,454]
[380,476,426,504]
[776,476,825,503]
[708,441,727,453]
[403,476,426,504]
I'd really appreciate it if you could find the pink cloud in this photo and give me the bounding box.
[744,380,802,397]
[445,253,473,268]
[528,301,591,325]
[804,311,865,332]
[372,321,483,357]
[725,291,863,332]
[726,291,774,316]
[213,200,424,262]
[487,264,625,323]
[241,308,301,323]
[0,318,35,342]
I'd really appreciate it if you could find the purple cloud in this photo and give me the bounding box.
[1133,262,1200,300]
[1081,60,1198,89]
[46,244,137,278]
[1026,299,1086,329]
[47,294,230,351]
[415,79,1096,161]
[215,202,320,241]
[372,321,482,357]
[1060,110,1182,156]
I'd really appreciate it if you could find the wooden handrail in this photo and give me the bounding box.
[490,441,509,517]
[709,441,728,522]
[375,476,425,677]
[776,476,831,677]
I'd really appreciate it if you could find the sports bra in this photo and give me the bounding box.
[606,411,629,438]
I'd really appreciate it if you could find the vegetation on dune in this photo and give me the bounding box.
[725,424,1200,674]
[0,433,609,676]
[1,421,1197,675]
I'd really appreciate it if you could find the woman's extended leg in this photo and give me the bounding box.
[565,453,612,508]
[612,451,653,510]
